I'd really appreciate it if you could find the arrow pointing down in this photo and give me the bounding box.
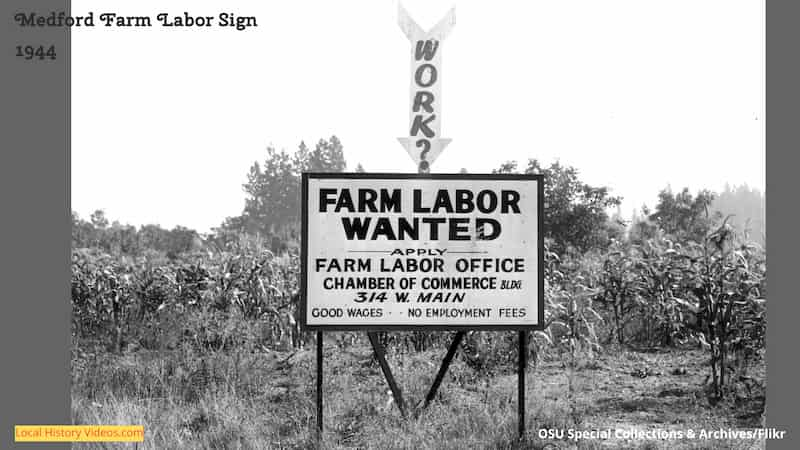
[397,4,455,172]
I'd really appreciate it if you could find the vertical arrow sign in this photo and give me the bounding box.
[397,4,455,173]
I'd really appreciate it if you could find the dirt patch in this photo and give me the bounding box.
[525,347,765,447]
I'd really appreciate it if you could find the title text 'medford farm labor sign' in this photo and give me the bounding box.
[301,174,544,330]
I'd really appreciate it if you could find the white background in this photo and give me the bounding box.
[71,0,765,233]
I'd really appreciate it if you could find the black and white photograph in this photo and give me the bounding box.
[6,0,773,448]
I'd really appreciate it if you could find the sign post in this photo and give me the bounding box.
[519,329,527,439]
[302,174,544,437]
[315,331,322,441]
[307,5,541,443]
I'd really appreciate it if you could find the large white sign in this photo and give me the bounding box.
[301,174,544,330]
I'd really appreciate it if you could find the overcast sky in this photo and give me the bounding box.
[71,0,764,233]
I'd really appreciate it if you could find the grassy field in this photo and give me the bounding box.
[71,335,765,450]
[69,219,767,449]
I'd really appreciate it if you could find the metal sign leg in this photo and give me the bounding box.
[316,331,323,441]
[421,331,465,411]
[367,332,407,417]
[518,330,527,439]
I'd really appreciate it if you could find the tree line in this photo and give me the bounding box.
[74,135,764,261]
